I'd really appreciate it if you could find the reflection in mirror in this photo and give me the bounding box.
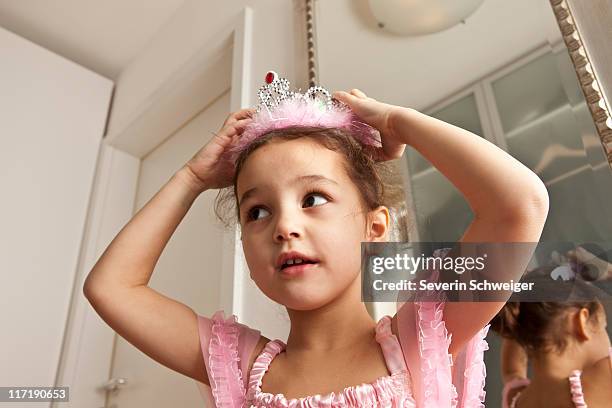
[316,0,612,243]
[488,47,612,243]
[315,0,612,406]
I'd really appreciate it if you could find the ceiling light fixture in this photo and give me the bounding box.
[368,0,486,36]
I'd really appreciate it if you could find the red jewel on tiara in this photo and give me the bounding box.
[265,71,277,84]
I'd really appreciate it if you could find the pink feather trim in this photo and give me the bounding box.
[224,96,382,163]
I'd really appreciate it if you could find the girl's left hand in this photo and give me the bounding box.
[566,246,612,280]
[332,89,405,161]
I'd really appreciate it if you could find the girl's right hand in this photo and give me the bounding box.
[184,108,255,191]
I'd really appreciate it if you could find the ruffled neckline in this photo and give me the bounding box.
[245,316,416,407]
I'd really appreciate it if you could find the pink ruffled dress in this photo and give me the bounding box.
[502,347,612,408]
[195,248,490,407]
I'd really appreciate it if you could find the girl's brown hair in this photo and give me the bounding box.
[491,300,603,355]
[213,126,414,240]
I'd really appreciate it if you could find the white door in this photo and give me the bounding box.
[105,89,234,408]
[0,25,112,405]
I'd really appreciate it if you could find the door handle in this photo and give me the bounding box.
[103,377,128,392]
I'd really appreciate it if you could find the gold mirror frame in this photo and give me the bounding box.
[549,0,612,170]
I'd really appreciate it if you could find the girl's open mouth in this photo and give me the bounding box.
[279,261,319,276]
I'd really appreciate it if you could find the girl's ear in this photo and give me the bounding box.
[574,307,592,341]
[367,206,390,242]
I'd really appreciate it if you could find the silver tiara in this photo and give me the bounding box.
[255,70,333,113]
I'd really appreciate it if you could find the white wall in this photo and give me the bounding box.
[0,25,112,399]
[107,0,307,151]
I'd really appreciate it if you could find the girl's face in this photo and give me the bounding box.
[236,137,386,310]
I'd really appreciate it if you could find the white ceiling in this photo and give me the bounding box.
[316,0,563,110]
[0,0,186,79]
[0,0,563,105]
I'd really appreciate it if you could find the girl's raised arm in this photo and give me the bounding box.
[83,108,255,385]
[83,167,211,384]
[390,106,549,356]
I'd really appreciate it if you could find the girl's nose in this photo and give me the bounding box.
[273,212,302,242]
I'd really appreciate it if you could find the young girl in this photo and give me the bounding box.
[492,301,611,407]
[83,71,550,407]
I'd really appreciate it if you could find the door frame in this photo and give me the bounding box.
[53,7,253,407]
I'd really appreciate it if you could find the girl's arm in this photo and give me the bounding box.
[390,107,549,356]
[83,107,255,386]
[85,167,204,289]
[501,338,528,383]
[83,167,212,384]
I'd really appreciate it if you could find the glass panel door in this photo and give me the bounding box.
[490,49,612,246]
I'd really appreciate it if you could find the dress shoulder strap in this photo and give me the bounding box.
[196,310,261,408]
[375,315,409,375]
[569,370,587,408]
[394,247,458,408]
[509,391,522,408]
[567,346,612,408]
[502,378,530,408]
[245,339,286,404]
[207,311,248,408]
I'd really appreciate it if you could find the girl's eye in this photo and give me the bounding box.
[245,191,329,222]
[246,207,270,221]
[304,192,329,208]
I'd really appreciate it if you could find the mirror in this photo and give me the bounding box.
[314,0,612,245]
[313,0,612,405]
